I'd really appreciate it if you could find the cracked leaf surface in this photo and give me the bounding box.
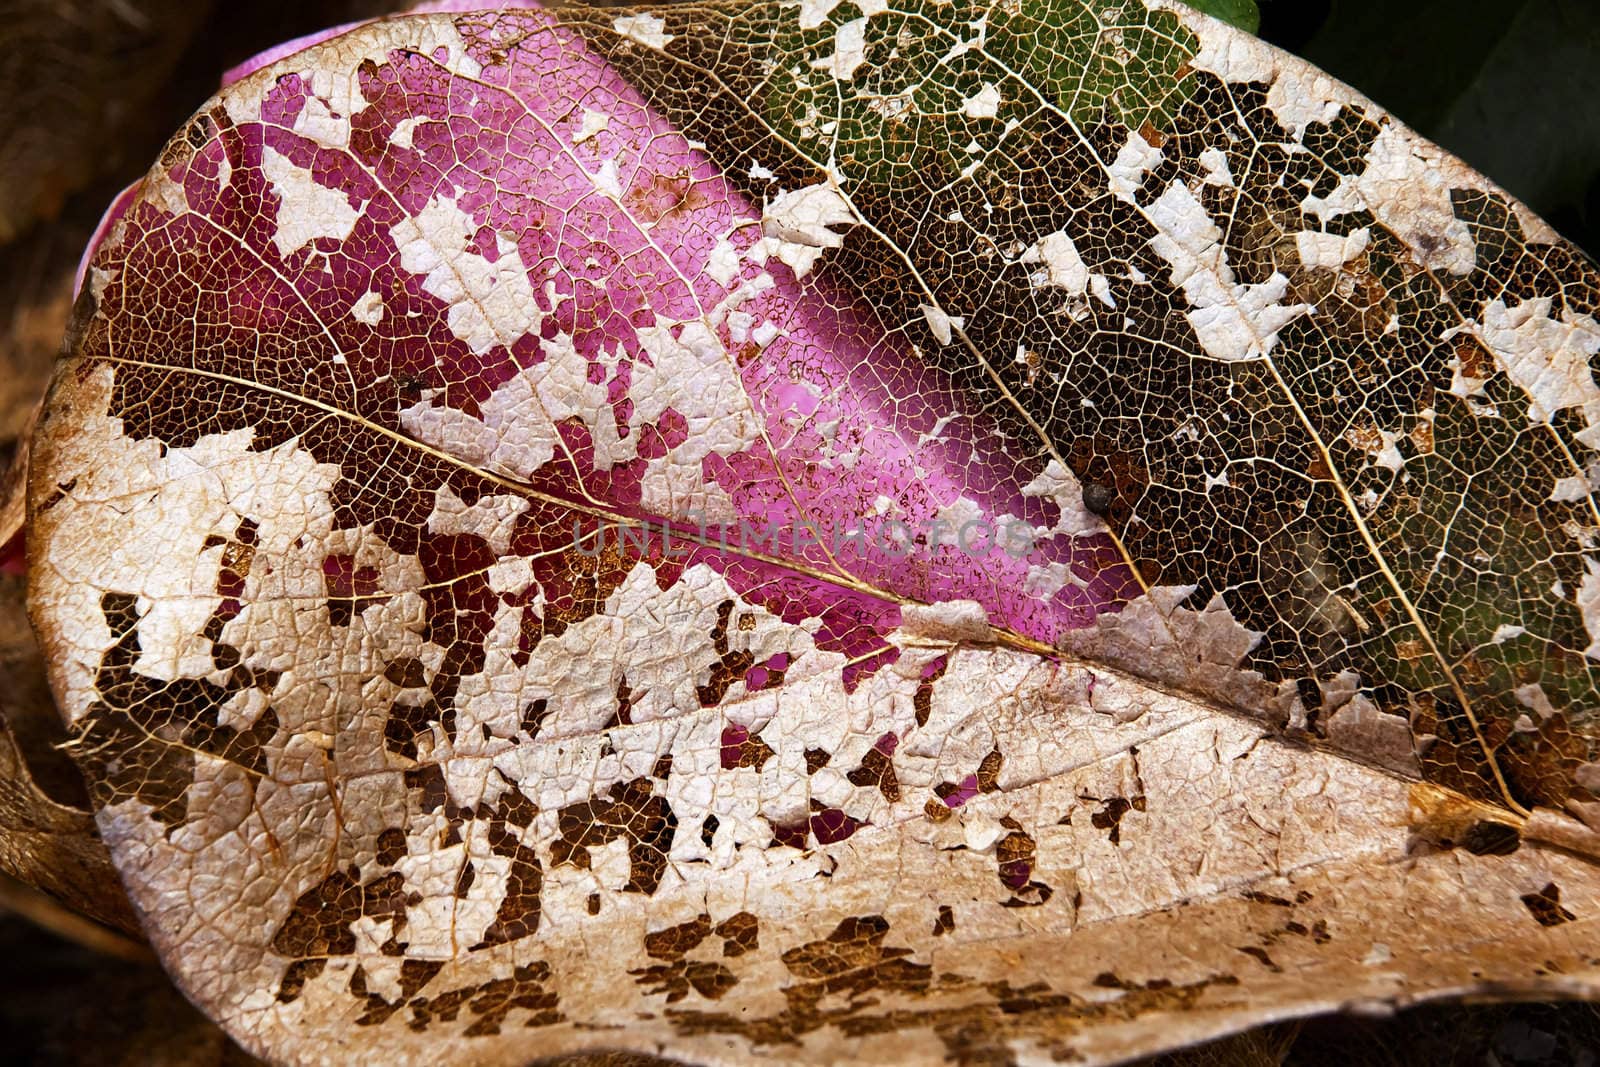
[24,5,1600,1064]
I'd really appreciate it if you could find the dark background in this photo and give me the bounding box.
[1261,0,1599,259]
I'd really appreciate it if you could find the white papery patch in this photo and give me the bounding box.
[388,116,424,149]
[1343,421,1405,473]
[1302,125,1477,276]
[1147,181,1310,362]
[811,17,870,81]
[593,158,624,199]
[391,194,541,355]
[1265,65,1350,141]
[754,181,857,278]
[920,303,964,345]
[350,290,384,325]
[963,83,1002,119]
[1154,0,1359,140]
[490,563,820,743]
[632,319,764,522]
[1022,459,1105,540]
[956,460,1104,594]
[427,486,528,553]
[1551,463,1600,503]
[1020,230,1114,307]
[1108,129,1164,202]
[1472,297,1600,448]
[706,237,742,288]
[293,69,358,150]
[398,831,512,957]
[28,367,345,719]
[612,13,674,49]
[1580,559,1600,661]
[262,146,360,258]
[1351,125,1477,276]
[797,0,843,29]
[475,563,950,846]
[398,329,614,480]
[1296,228,1370,270]
[1198,146,1234,188]
[572,109,609,145]
[797,0,886,30]
[1156,0,1558,247]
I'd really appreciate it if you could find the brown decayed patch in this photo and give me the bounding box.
[1086,794,1147,846]
[623,167,709,226]
[996,817,1053,907]
[660,914,1238,1057]
[472,787,543,949]
[628,912,759,1003]
[912,657,947,727]
[716,912,760,957]
[72,591,281,833]
[1522,883,1577,927]
[351,960,561,1034]
[699,600,757,707]
[551,777,677,895]
[846,733,901,801]
[720,722,775,770]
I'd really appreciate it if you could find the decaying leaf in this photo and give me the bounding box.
[20,3,1600,1064]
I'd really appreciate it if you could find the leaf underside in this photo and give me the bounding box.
[24,4,1600,1065]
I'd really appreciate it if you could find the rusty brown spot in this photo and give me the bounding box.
[1408,418,1434,455]
[1408,781,1523,853]
[975,748,1004,793]
[1453,333,1494,385]
[624,167,707,225]
[847,734,901,802]
[645,914,713,961]
[716,912,760,957]
[1522,883,1577,927]
[1237,946,1280,972]
[1395,638,1428,662]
